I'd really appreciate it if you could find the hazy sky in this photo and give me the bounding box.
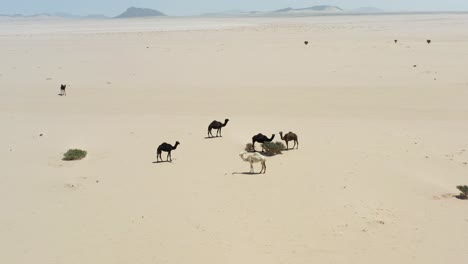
[1,0,468,16]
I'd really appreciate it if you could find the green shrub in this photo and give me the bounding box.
[456,185,468,200]
[63,149,87,161]
[261,141,286,156]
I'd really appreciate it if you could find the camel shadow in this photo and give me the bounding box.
[57,94,64,96]
[283,149,298,152]
[152,160,173,164]
[231,172,263,175]
[204,136,222,140]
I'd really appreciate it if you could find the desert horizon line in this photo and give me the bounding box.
[2,5,468,18]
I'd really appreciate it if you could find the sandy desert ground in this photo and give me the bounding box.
[1,14,468,263]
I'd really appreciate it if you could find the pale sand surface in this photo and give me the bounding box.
[1,14,468,263]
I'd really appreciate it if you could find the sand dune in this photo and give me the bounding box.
[1,14,468,264]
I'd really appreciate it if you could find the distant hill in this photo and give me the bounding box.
[273,5,343,13]
[0,12,108,19]
[353,7,385,13]
[115,7,166,18]
[201,9,260,17]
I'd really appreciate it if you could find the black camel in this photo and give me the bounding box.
[252,133,275,152]
[156,141,180,162]
[60,84,67,96]
[208,119,229,138]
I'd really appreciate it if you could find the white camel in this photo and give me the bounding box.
[239,151,267,174]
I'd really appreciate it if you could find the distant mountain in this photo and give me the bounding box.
[353,7,385,13]
[201,9,255,17]
[115,7,166,18]
[0,12,108,19]
[0,13,56,18]
[273,5,343,13]
[52,12,80,18]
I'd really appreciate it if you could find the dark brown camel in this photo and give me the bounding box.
[304,41,309,45]
[394,39,398,44]
[156,141,180,162]
[60,84,67,96]
[208,119,229,138]
[252,133,275,152]
[279,131,299,150]
[427,39,431,44]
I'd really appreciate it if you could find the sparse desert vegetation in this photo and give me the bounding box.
[261,141,286,155]
[63,149,87,161]
[456,185,468,200]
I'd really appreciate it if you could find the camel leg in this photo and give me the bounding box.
[252,141,256,152]
[219,128,222,137]
[296,140,299,149]
[250,162,254,173]
[167,152,171,162]
[262,161,266,174]
[286,141,289,150]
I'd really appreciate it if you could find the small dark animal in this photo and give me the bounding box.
[208,119,229,138]
[279,131,299,150]
[252,133,275,152]
[394,40,398,44]
[156,141,180,162]
[304,41,309,45]
[60,84,67,96]
[427,40,431,44]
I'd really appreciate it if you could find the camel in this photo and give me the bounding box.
[252,133,275,152]
[427,39,431,44]
[208,119,229,138]
[239,151,266,174]
[394,39,398,44]
[156,141,180,162]
[60,84,67,96]
[279,131,299,150]
[304,41,309,45]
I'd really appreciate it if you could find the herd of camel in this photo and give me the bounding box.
[58,85,298,174]
[156,118,299,174]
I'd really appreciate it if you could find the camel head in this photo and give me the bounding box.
[174,141,180,148]
[239,151,248,160]
[269,134,275,141]
[224,119,229,125]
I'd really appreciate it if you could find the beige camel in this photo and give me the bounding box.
[239,151,266,174]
